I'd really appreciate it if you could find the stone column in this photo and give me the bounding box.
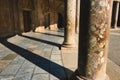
[75,0,80,34]
[114,1,119,29]
[63,0,76,48]
[76,0,113,80]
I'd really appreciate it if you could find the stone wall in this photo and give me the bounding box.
[0,0,14,37]
[17,0,34,32]
[34,0,65,32]
[0,0,65,37]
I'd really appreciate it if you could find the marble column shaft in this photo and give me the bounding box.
[78,0,113,80]
[63,0,76,47]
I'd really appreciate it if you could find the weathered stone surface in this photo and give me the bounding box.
[62,0,76,47]
[34,66,48,74]
[32,74,49,80]
[77,0,113,80]
[51,54,61,60]
[14,61,35,80]
[0,75,14,80]
[0,30,120,80]
[0,0,65,37]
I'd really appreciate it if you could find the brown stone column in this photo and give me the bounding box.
[63,0,76,48]
[76,0,113,80]
[114,1,119,29]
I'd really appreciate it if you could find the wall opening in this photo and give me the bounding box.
[58,13,64,29]
[23,11,32,32]
[44,14,50,29]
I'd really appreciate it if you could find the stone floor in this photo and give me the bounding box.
[0,29,120,80]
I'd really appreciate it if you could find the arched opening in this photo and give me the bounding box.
[23,11,32,32]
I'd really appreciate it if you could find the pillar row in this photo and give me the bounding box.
[74,0,113,80]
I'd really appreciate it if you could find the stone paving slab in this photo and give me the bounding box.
[14,60,35,80]
[61,49,78,70]
[0,60,11,73]
[34,66,48,74]
[2,54,17,60]
[32,74,49,80]
[0,75,14,80]
[0,56,25,76]
[107,59,120,80]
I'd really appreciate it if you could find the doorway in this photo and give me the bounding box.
[58,13,64,29]
[23,11,32,32]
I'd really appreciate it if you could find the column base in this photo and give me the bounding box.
[70,70,110,80]
[61,43,77,50]
[61,39,77,49]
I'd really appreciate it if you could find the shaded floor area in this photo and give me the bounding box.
[0,29,120,80]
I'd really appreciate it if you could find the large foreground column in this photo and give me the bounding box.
[77,0,113,80]
[62,0,76,48]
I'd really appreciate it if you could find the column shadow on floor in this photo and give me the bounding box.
[19,35,62,49]
[36,32,64,37]
[0,38,73,80]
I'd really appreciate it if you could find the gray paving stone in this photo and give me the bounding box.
[34,66,48,74]
[14,61,35,80]
[0,64,21,76]
[52,51,61,55]
[0,75,14,80]
[27,44,38,49]
[50,75,59,80]
[51,54,61,60]
[17,42,29,49]
[51,60,63,66]
[35,44,46,50]
[14,73,32,80]
[10,56,25,65]
[52,47,60,51]
[32,50,51,59]
[0,50,12,58]
[43,46,53,52]
[0,56,25,76]
[32,74,49,80]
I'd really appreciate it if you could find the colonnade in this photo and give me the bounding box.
[63,0,113,80]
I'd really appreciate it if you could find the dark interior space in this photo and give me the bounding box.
[58,13,64,29]
[23,11,32,32]
[117,4,120,27]
[111,1,120,28]
[44,14,50,29]
[111,1,116,28]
